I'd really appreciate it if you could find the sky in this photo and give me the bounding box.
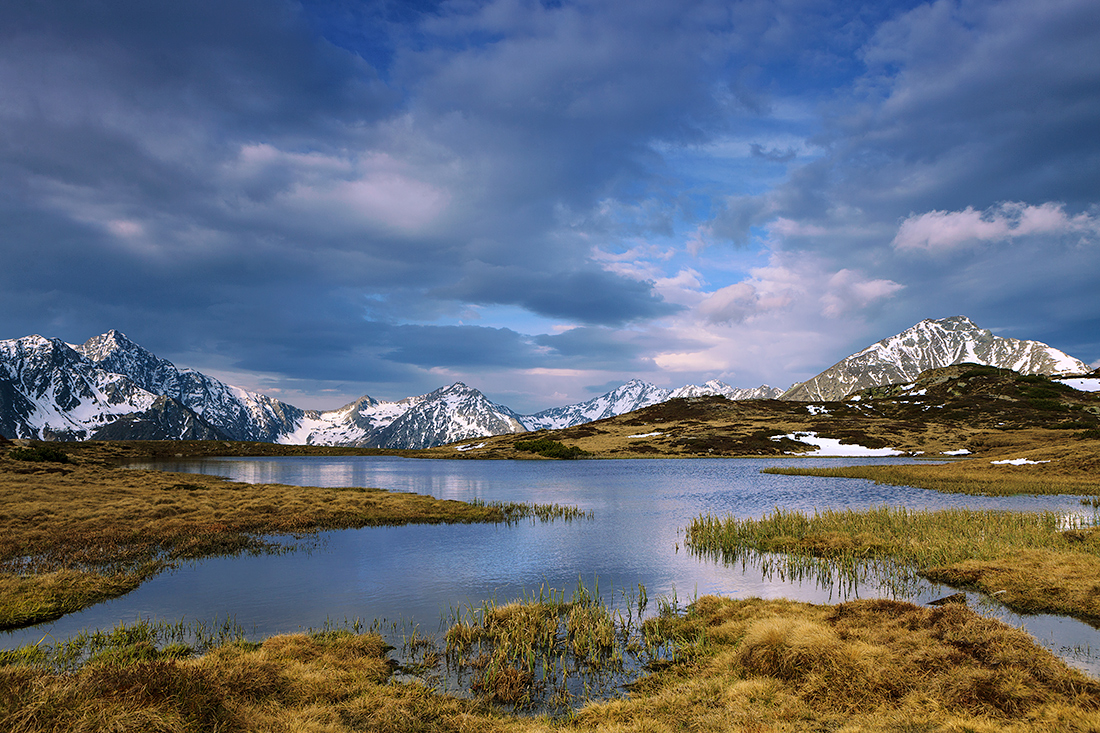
[2,0,1098,414]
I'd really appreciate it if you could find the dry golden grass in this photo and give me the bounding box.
[928,549,1100,617]
[0,453,553,630]
[572,597,1100,732]
[4,597,1098,732]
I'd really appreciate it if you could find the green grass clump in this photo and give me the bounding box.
[0,616,247,673]
[441,580,701,711]
[513,438,590,459]
[468,498,593,523]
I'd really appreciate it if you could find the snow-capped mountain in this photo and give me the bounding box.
[371,383,526,449]
[517,378,781,431]
[0,334,223,440]
[280,383,526,449]
[76,330,304,442]
[12,318,1079,447]
[279,395,406,446]
[519,379,672,431]
[1,330,530,448]
[669,380,783,401]
[781,316,1090,402]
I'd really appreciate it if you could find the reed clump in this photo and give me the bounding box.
[440,581,701,712]
[0,457,589,630]
[687,506,1100,621]
[468,498,594,523]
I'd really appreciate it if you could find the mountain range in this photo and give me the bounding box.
[0,331,779,446]
[0,316,1088,447]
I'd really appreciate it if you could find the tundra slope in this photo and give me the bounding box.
[438,364,1100,460]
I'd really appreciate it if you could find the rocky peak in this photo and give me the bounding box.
[782,316,1089,402]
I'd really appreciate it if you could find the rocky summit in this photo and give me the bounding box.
[781,316,1088,402]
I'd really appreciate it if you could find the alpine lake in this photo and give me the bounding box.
[5,454,1100,678]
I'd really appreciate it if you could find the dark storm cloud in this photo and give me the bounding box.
[0,0,394,135]
[5,0,1097,404]
[379,325,542,368]
[830,0,1100,214]
[534,328,646,368]
[1,0,720,378]
[702,0,1100,245]
[438,264,681,325]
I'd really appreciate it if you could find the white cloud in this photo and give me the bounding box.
[697,282,761,324]
[106,219,144,238]
[227,146,452,235]
[893,202,1099,252]
[653,348,730,372]
[695,255,901,326]
[820,269,904,318]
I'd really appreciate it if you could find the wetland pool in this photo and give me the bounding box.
[6,455,1100,676]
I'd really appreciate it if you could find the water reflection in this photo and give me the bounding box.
[5,455,1099,678]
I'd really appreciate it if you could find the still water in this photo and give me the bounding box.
[6,456,1099,675]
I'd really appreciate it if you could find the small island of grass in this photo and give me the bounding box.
[0,444,589,630]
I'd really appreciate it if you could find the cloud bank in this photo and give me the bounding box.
[0,0,1097,412]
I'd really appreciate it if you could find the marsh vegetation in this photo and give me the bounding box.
[687,505,1100,621]
[3,591,1098,732]
[5,427,1100,730]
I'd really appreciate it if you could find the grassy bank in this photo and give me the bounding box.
[762,460,1100,497]
[687,506,1100,621]
[3,594,1098,732]
[761,436,1100,497]
[0,450,588,630]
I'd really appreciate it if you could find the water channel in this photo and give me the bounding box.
[6,455,1099,676]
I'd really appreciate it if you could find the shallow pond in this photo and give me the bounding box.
[6,456,1099,676]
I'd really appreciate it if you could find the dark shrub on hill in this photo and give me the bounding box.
[8,445,71,463]
[514,438,590,459]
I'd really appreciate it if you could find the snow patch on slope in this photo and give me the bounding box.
[773,431,904,456]
[1057,378,1100,392]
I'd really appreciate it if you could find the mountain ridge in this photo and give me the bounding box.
[0,316,1090,446]
[0,332,781,446]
